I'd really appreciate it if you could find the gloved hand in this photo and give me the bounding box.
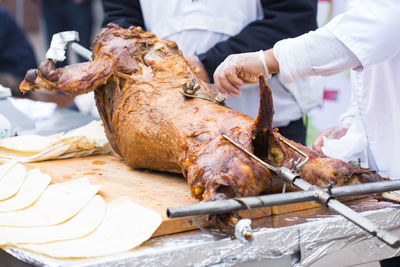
[213,49,278,96]
[312,125,348,154]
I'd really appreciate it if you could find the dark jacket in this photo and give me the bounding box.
[0,6,37,79]
[102,0,317,82]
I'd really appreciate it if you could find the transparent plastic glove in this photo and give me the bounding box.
[312,125,348,154]
[214,50,271,97]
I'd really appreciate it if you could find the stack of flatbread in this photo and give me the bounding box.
[0,120,111,163]
[0,161,162,258]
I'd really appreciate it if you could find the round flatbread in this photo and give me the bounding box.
[0,168,51,212]
[18,197,162,258]
[0,134,61,153]
[0,162,26,201]
[0,195,105,245]
[0,178,100,227]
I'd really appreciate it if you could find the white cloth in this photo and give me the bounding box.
[8,98,57,120]
[0,84,11,98]
[140,0,263,56]
[0,114,11,139]
[140,0,323,125]
[274,0,400,179]
[74,92,99,117]
[322,115,368,167]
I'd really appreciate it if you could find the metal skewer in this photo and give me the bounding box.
[167,180,400,218]
[167,135,400,248]
[223,135,400,247]
[70,42,92,60]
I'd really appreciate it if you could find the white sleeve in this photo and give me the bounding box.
[325,0,400,67]
[273,0,400,84]
[337,84,358,128]
[273,27,361,84]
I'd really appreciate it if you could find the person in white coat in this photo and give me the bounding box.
[214,0,400,182]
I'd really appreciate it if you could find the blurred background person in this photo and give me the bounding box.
[41,0,93,66]
[102,0,323,145]
[0,5,37,97]
[40,0,105,115]
[0,0,101,136]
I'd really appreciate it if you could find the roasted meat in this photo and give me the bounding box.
[20,24,399,205]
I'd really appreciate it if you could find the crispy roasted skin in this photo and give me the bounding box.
[20,24,397,204]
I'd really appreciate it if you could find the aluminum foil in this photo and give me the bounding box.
[3,202,400,267]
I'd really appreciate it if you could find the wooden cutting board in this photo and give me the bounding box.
[25,154,271,237]
[25,154,365,237]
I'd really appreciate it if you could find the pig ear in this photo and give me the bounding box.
[251,75,274,136]
[250,75,274,160]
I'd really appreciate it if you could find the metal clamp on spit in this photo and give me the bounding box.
[180,78,226,105]
[167,134,400,248]
[46,31,92,62]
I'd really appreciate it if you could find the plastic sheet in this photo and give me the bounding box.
[298,207,400,266]
[3,202,400,267]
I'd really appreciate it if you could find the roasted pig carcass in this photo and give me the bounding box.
[20,24,399,205]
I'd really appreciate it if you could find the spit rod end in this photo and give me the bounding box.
[235,219,254,244]
[376,228,400,248]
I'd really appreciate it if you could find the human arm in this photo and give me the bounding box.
[213,25,362,95]
[213,49,279,95]
[271,0,400,84]
[198,0,317,82]
[214,0,400,94]
[102,0,145,29]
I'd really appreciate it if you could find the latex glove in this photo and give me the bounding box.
[186,56,210,83]
[312,125,348,154]
[213,49,277,96]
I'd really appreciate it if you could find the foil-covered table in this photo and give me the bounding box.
[1,198,400,267]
